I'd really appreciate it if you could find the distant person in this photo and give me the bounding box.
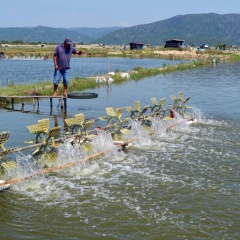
[52,38,85,97]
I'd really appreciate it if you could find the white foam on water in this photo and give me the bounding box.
[55,140,87,166]
[3,109,239,233]
[5,129,125,199]
[90,129,119,157]
[192,106,230,128]
[150,116,168,136]
[192,106,206,123]
[2,155,40,183]
[124,120,152,147]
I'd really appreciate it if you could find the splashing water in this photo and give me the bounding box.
[150,116,167,135]
[163,110,190,131]
[126,120,152,146]
[5,152,47,192]
[15,152,43,177]
[56,139,87,166]
[1,152,44,183]
[192,106,206,123]
[91,129,119,157]
[1,113,198,193]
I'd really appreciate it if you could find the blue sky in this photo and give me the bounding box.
[1,0,240,28]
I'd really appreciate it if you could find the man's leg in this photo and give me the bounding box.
[53,70,62,97]
[53,84,58,97]
[62,69,70,97]
[63,84,68,97]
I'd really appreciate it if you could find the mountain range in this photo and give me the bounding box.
[1,13,240,46]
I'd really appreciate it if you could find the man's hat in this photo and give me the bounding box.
[64,38,72,44]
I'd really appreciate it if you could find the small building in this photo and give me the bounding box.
[216,44,227,51]
[164,39,184,48]
[129,42,144,50]
[219,44,226,50]
[231,45,238,50]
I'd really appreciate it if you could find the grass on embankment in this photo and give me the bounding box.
[0,59,211,98]
[0,54,239,102]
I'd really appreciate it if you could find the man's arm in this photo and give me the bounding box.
[53,55,58,69]
[77,50,86,55]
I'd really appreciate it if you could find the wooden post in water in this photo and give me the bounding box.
[11,98,14,109]
[64,97,67,109]
[50,98,53,108]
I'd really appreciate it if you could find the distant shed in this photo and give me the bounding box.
[129,42,144,50]
[218,44,227,50]
[164,39,184,48]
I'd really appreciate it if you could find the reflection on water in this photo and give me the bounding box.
[0,61,240,239]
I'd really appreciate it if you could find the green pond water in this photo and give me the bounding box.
[0,61,239,239]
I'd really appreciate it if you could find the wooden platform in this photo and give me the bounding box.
[0,96,67,109]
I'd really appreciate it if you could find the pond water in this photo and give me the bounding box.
[0,59,240,239]
[0,57,185,86]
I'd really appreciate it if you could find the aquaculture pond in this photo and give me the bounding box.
[0,59,239,240]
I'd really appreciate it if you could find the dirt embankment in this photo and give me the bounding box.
[153,50,198,58]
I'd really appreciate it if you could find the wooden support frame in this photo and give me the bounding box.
[1,96,67,110]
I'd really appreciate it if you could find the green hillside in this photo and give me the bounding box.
[69,26,123,39]
[0,26,93,44]
[1,13,240,46]
[94,13,240,46]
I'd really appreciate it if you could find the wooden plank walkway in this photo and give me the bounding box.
[0,96,67,109]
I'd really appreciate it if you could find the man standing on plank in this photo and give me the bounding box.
[52,38,85,97]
